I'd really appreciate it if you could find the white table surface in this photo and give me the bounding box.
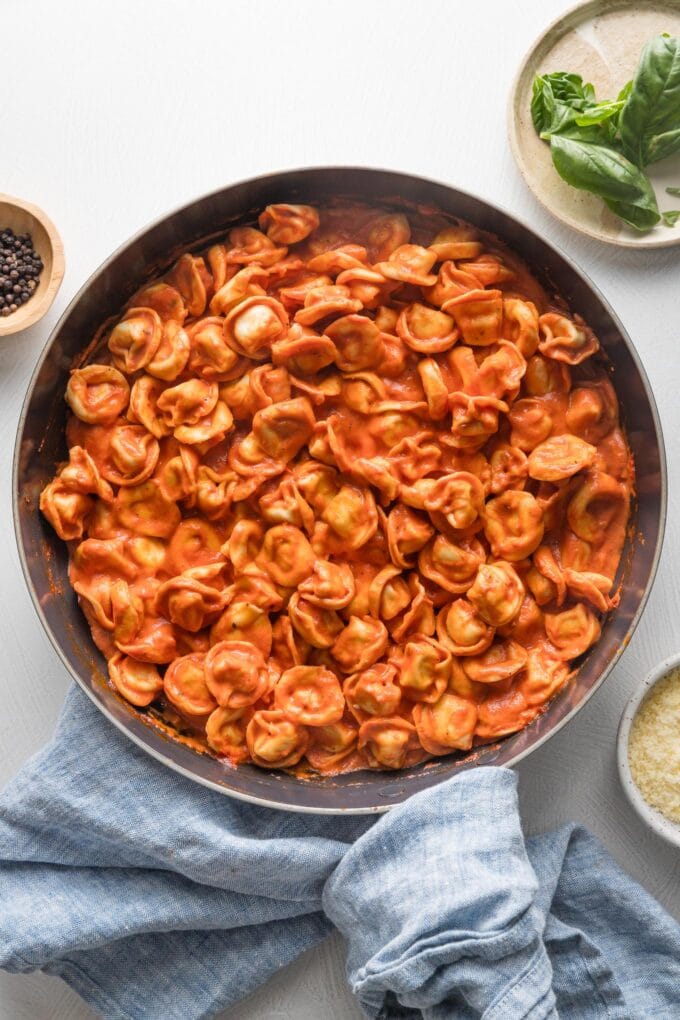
[2,1,680,1016]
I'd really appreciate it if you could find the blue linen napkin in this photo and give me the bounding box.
[1,685,679,1020]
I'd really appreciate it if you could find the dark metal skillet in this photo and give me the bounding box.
[13,167,666,814]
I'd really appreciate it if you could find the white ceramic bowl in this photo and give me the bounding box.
[617,652,680,848]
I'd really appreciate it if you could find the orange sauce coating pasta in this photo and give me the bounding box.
[40,201,634,774]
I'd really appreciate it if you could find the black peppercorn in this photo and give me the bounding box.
[0,226,44,316]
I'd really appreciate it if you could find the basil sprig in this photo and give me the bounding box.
[531,34,680,232]
[619,35,680,166]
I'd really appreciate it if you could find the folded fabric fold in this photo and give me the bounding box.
[1,684,679,1020]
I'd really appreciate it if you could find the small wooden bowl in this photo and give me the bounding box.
[0,193,65,337]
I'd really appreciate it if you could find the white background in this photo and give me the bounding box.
[1,1,679,1017]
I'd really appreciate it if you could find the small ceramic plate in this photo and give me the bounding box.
[508,0,680,248]
[617,652,680,848]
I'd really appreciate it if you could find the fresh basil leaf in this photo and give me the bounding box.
[619,35,680,165]
[530,71,623,142]
[617,80,634,103]
[666,186,680,195]
[575,99,626,126]
[662,209,680,225]
[550,135,660,230]
[531,72,599,137]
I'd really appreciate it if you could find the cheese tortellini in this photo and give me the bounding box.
[43,199,633,775]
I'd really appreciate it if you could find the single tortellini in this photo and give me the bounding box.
[413,693,478,754]
[449,393,507,450]
[443,288,503,346]
[114,480,181,538]
[390,575,435,643]
[211,601,273,657]
[163,653,216,716]
[246,709,309,768]
[274,665,345,726]
[223,295,288,361]
[271,324,338,375]
[467,562,524,628]
[146,320,191,381]
[108,307,163,373]
[374,244,438,287]
[519,648,569,706]
[128,376,172,439]
[366,212,411,261]
[306,244,367,275]
[168,252,210,317]
[294,284,362,326]
[545,603,601,660]
[476,340,526,400]
[538,313,599,365]
[205,706,252,763]
[420,471,485,530]
[367,565,411,621]
[488,443,528,495]
[418,535,485,594]
[474,688,535,740]
[331,615,389,673]
[462,639,528,684]
[436,599,495,657]
[424,260,482,307]
[115,615,177,665]
[162,520,218,576]
[483,490,544,561]
[155,568,228,632]
[343,663,402,719]
[209,264,267,316]
[527,434,597,482]
[66,364,130,425]
[204,640,271,709]
[336,265,393,309]
[187,316,244,381]
[507,397,553,452]
[392,635,451,703]
[567,472,628,544]
[58,445,114,501]
[129,281,186,322]
[565,381,618,444]
[259,203,320,244]
[324,314,385,372]
[306,721,358,771]
[288,592,343,648]
[417,358,449,420]
[358,716,419,770]
[252,397,316,461]
[258,524,315,587]
[99,425,160,487]
[502,297,539,357]
[524,353,571,396]
[386,504,434,568]
[396,303,458,354]
[318,484,378,553]
[108,653,163,707]
[298,560,355,610]
[225,226,287,267]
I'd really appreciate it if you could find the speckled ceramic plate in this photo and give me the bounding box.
[509,0,680,248]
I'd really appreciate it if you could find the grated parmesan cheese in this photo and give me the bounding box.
[628,666,680,824]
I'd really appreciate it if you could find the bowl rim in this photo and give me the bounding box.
[0,191,66,337]
[617,651,680,847]
[12,165,669,813]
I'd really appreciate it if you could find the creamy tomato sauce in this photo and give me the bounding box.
[40,200,634,775]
